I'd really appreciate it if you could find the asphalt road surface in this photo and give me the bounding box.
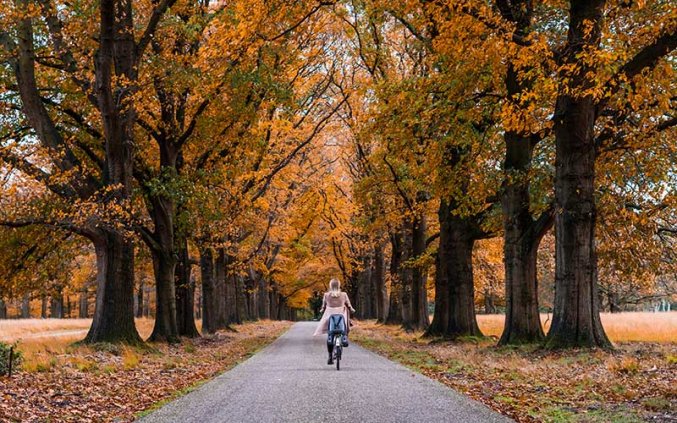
[140,321,511,423]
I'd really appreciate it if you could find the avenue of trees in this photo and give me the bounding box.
[0,0,675,349]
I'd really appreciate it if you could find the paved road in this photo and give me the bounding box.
[140,322,511,423]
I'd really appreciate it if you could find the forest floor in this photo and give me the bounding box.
[0,320,292,422]
[352,317,676,423]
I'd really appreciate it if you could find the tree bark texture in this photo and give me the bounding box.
[547,0,612,349]
[372,243,388,323]
[385,232,403,325]
[85,232,141,343]
[426,200,482,338]
[176,237,199,338]
[200,247,219,334]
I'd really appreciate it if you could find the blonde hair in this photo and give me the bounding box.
[329,278,341,298]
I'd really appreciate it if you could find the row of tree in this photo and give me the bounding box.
[0,0,675,350]
[0,0,347,343]
[328,0,676,348]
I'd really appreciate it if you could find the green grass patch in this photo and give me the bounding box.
[642,396,671,411]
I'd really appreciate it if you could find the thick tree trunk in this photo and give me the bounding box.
[426,200,482,338]
[85,232,141,343]
[372,243,387,323]
[214,249,229,328]
[149,251,179,343]
[258,277,271,319]
[277,294,288,320]
[356,255,373,319]
[270,286,279,321]
[495,0,554,345]
[399,226,414,330]
[224,253,241,325]
[84,0,140,344]
[0,299,6,319]
[200,247,218,334]
[176,238,199,338]
[546,0,611,350]
[410,215,429,331]
[499,130,549,345]
[245,273,258,321]
[500,234,545,343]
[385,232,403,325]
[236,274,247,322]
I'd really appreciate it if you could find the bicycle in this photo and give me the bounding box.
[332,330,343,370]
[327,313,349,371]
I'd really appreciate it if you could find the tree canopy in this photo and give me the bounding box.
[0,0,674,348]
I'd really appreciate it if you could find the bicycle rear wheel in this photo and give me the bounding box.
[334,335,342,370]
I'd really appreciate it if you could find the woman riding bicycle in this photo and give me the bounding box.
[313,278,355,365]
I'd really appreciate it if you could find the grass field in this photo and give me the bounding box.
[475,311,677,343]
[0,318,204,367]
[1,311,674,348]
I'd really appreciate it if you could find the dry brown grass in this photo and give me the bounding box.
[0,318,199,340]
[0,318,203,367]
[475,311,677,343]
[0,318,91,339]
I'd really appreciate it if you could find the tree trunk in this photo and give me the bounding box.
[79,290,89,318]
[0,299,6,319]
[499,129,550,344]
[236,273,247,322]
[258,277,271,319]
[270,286,279,321]
[224,253,241,325]
[484,289,496,314]
[400,226,414,330]
[277,294,287,320]
[200,247,219,334]
[546,0,611,349]
[149,251,179,343]
[356,254,373,319]
[21,293,31,318]
[385,232,403,325]
[50,289,63,318]
[176,238,199,338]
[214,249,229,328]
[410,215,430,331]
[136,277,144,318]
[143,285,150,317]
[85,232,141,343]
[608,292,621,313]
[372,243,387,323]
[84,0,140,344]
[40,295,47,318]
[494,0,554,345]
[426,200,482,338]
[245,273,258,321]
